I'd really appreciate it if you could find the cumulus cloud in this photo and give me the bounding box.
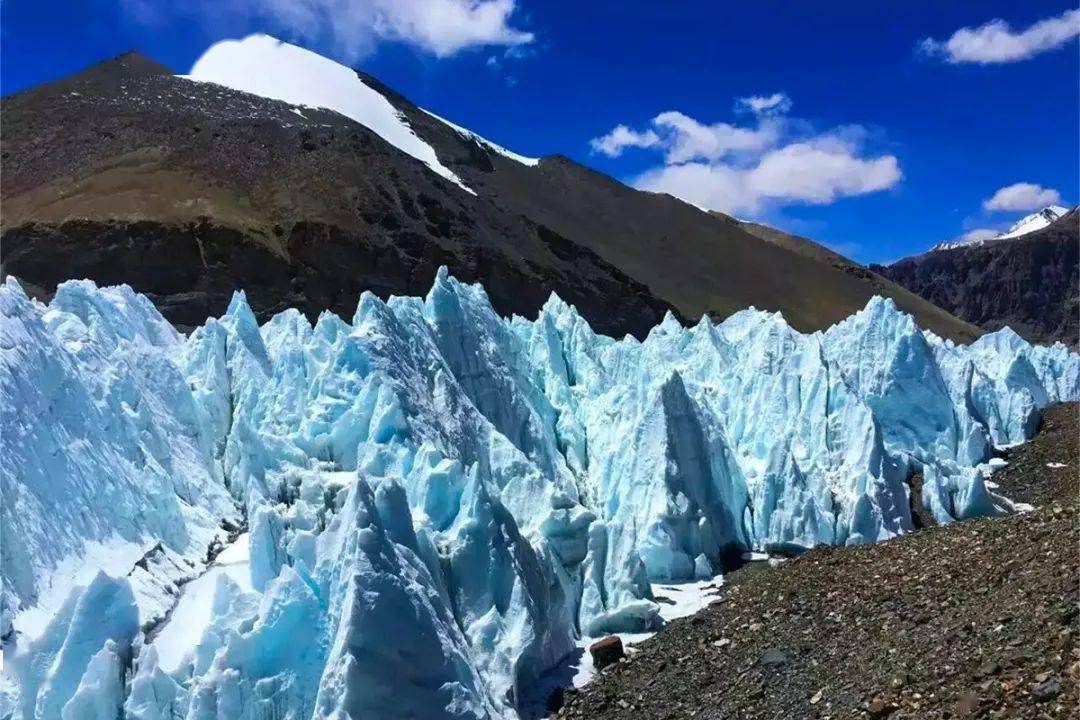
[920,9,1080,64]
[745,139,900,204]
[636,141,900,215]
[957,228,1001,243]
[983,182,1062,211]
[122,0,534,61]
[734,92,792,116]
[589,125,661,157]
[652,111,779,163]
[591,97,901,216]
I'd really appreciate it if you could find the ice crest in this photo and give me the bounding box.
[3,270,1077,718]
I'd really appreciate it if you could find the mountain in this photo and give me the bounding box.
[874,208,1079,347]
[931,205,1072,251]
[928,205,1071,253]
[998,204,1072,239]
[0,34,981,343]
[3,274,1076,718]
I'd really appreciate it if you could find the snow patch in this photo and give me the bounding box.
[932,205,1072,251]
[999,205,1071,239]
[149,533,253,673]
[544,577,724,701]
[185,34,474,194]
[12,540,147,643]
[423,108,540,166]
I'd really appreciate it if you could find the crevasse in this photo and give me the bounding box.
[2,270,1076,719]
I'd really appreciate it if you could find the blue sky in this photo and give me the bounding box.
[2,1,1077,263]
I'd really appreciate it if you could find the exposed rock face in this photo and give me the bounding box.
[2,218,667,336]
[2,49,980,342]
[874,212,1079,348]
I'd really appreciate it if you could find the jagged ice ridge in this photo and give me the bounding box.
[2,271,1077,719]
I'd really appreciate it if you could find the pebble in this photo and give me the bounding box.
[758,648,789,668]
[1031,677,1061,702]
[954,691,981,716]
[867,697,897,718]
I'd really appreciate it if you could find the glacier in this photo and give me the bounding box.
[2,271,1077,719]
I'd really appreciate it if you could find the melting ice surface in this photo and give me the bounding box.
[1,271,1077,719]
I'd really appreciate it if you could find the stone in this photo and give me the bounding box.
[759,648,789,668]
[954,691,981,716]
[590,636,625,671]
[546,686,565,713]
[867,697,897,718]
[1031,678,1061,703]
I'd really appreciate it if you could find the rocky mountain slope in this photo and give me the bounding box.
[0,35,980,342]
[874,210,1078,347]
[559,404,1079,720]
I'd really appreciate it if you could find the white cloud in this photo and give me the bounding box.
[920,9,1080,64]
[123,0,534,61]
[635,162,748,212]
[734,92,792,116]
[957,228,1001,243]
[983,182,1061,211]
[636,140,900,215]
[592,100,901,216]
[652,111,779,164]
[589,125,661,157]
[744,140,900,204]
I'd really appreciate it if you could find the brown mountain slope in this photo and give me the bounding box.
[729,217,980,340]
[873,212,1079,347]
[0,53,672,336]
[1,48,980,342]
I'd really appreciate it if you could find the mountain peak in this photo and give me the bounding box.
[930,204,1074,252]
[3,49,170,100]
[185,33,474,193]
[998,205,1071,240]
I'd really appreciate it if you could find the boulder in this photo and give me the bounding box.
[589,636,625,670]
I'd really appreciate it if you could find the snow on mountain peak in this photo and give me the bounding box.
[998,204,1070,239]
[422,109,541,167]
[931,205,1072,251]
[184,34,475,194]
[3,272,1078,718]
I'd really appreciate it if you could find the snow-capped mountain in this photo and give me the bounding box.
[2,272,1077,719]
[185,34,475,192]
[931,205,1072,251]
[877,206,1078,347]
[999,205,1072,239]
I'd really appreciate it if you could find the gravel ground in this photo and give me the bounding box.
[990,403,1077,507]
[558,404,1078,720]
